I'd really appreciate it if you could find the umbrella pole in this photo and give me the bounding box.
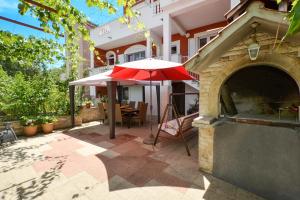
[143,71,155,145]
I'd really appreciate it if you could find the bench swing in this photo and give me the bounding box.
[154,92,199,156]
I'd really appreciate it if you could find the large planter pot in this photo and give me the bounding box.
[23,125,38,136]
[42,123,54,134]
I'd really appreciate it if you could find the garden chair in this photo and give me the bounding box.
[103,102,108,110]
[137,101,143,110]
[121,100,127,106]
[126,103,147,127]
[142,103,148,125]
[115,104,124,126]
[129,101,136,109]
[98,103,106,124]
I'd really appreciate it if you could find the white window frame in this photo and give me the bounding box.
[171,40,180,55]
[194,28,222,49]
[105,51,116,66]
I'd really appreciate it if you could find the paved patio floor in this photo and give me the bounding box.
[0,122,265,200]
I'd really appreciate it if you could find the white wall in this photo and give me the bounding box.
[91,2,163,48]
[231,0,240,9]
[128,86,143,107]
[144,85,158,117]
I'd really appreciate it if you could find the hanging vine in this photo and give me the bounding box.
[17,0,143,78]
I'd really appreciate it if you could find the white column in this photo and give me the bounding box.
[146,31,152,58]
[156,45,161,58]
[162,13,172,120]
[163,13,171,61]
[89,50,96,97]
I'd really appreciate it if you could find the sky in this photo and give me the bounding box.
[0,0,123,68]
[0,0,123,42]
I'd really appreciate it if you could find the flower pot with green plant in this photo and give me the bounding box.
[20,116,38,136]
[37,116,57,134]
[84,99,93,108]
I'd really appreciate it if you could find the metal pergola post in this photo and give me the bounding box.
[156,85,161,123]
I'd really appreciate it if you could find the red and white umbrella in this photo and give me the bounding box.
[110,58,194,144]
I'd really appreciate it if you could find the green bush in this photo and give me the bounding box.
[0,67,72,120]
[37,115,57,124]
[20,116,37,126]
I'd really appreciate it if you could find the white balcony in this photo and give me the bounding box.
[90,2,163,49]
[89,65,114,76]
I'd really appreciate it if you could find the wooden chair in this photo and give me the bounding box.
[129,103,147,127]
[103,102,108,110]
[137,101,143,111]
[129,101,136,109]
[121,100,127,106]
[141,103,148,125]
[115,104,124,126]
[98,103,106,124]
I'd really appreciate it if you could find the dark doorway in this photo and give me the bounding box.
[172,82,185,116]
[220,66,300,120]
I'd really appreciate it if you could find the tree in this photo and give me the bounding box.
[278,0,300,36]
[0,30,63,76]
[17,0,143,74]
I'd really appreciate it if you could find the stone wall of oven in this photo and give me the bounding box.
[196,32,300,173]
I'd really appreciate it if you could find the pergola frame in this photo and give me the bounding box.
[69,82,161,139]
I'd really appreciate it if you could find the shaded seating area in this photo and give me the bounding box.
[69,71,161,138]
[97,101,149,128]
[123,102,148,127]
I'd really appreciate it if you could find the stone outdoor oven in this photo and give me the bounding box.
[185,2,300,200]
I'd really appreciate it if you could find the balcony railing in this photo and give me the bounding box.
[180,55,198,80]
[92,55,199,80]
[152,1,163,15]
[90,65,114,76]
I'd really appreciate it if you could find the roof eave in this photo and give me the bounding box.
[184,1,289,73]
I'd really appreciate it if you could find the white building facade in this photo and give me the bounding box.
[88,0,239,116]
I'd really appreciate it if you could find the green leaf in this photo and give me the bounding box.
[286,0,300,36]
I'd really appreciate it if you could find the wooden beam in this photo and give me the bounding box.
[23,0,97,28]
[69,85,75,127]
[107,81,117,139]
[23,0,58,13]
[0,16,64,37]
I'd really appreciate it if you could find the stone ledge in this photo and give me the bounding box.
[192,116,217,127]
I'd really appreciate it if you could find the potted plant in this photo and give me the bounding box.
[37,115,57,134]
[84,99,92,108]
[20,116,38,136]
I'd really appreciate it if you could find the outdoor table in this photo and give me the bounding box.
[121,108,138,128]
[120,105,130,109]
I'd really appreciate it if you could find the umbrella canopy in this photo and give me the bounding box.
[69,70,160,86]
[110,58,194,80]
[110,58,194,145]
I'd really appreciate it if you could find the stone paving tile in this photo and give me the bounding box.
[109,175,136,191]
[97,141,115,149]
[0,123,267,200]
[76,144,106,156]
[99,150,120,159]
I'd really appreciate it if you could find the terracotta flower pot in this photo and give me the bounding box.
[23,125,38,136]
[42,123,54,134]
[86,103,91,108]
